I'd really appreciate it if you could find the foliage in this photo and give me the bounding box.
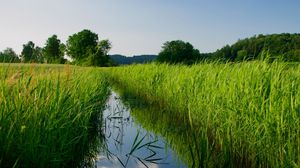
[109,55,157,65]
[213,33,300,61]
[0,48,20,63]
[88,40,112,67]
[157,40,201,64]
[66,29,98,60]
[105,61,300,167]
[0,64,109,167]
[21,41,36,63]
[236,49,248,61]
[33,46,44,63]
[284,49,300,62]
[43,35,65,63]
[66,29,113,66]
[98,39,112,56]
[20,42,44,63]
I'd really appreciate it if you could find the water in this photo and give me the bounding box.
[95,91,187,168]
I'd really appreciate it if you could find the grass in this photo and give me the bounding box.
[0,63,109,167]
[105,61,300,167]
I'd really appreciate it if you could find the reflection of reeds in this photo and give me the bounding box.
[105,61,300,167]
[118,90,200,167]
[106,131,164,168]
[102,92,166,168]
[129,132,163,164]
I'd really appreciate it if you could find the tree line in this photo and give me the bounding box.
[1,32,300,65]
[212,33,300,62]
[109,54,157,65]
[0,29,114,66]
[157,33,300,64]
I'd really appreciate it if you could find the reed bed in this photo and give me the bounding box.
[106,61,300,167]
[0,64,109,167]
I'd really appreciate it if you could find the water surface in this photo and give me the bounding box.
[95,91,187,168]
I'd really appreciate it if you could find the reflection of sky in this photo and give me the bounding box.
[96,92,186,168]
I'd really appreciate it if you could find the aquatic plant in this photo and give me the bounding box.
[0,64,109,167]
[105,61,300,167]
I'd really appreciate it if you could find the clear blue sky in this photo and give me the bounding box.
[0,0,299,56]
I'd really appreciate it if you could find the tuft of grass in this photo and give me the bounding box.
[105,61,300,167]
[0,64,109,167]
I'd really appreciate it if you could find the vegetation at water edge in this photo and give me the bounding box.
[0,64,109,167]
[105,61,300,167]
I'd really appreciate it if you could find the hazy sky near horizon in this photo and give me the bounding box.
[0,0,299,56]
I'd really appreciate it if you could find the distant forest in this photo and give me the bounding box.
[1,33,300,65]
[109,55,157,65]
[209,33,300,62]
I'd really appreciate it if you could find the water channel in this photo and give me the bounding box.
[95,91,188,168]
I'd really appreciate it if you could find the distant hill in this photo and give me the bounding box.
[213,33,300,61]
[109,54,157,65]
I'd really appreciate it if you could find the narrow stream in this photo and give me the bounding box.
[95,91,187,168]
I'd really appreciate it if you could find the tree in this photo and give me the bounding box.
[66,29,98,63]
[33,46,44,63]
[236,50,248,61]
[84,40,112,66]
[98,39,112,56]
[43,35,64,63]
[212,33,300,62]
[21,41,46,63]
[157,40,201,64]
[66,29,113,66]
[94,40,112,66]
[0,48,20,63]
[21,41,35,63]
[59,43,67,64]
[59,43,66,57]
[285,49,300,62]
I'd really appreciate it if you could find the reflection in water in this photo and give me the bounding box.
[96,92,186,168]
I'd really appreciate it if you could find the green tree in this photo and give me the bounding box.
[59,43,67,64]
[33,46,44,63]
[59,43,66,57]
[285,49,300,62]
[157,40,201,64]
[94,40,112,66]
[212,33,300,62]
[21,41,35,63]
[236,49,248,61]
[98,39,112,56]
[66,29,98,63]
[0,48,20,63]
[84,40,112,66]
[66,29,113,66]
[43,35,64,63]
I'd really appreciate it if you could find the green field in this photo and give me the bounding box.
[105,61,300,167]
[0,64,109,167]
[1,61,299,167]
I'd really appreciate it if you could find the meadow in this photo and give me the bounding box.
[105,61,300,167]
[0,63,109,167]
[1,61,299,168]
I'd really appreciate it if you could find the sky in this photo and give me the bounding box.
[0,0,299,56]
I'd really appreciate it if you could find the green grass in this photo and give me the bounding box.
[105,61,300,167]
[0,63,109,167]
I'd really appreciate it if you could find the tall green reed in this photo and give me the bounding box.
[105,61,300,167]
[0,64,109,167]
